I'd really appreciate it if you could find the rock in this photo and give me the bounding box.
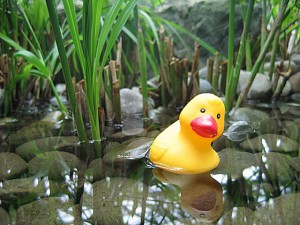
[16,197,77,225]
[28,151,84,180]
[288,72,300,93]
[224,121,251,142]
[200,79,212,93]
[0,177,60,204]
[237,70,272,100]
[291,54,300,65]
[55,83,66,95]
[16,136,79,160]
[0,208,11,225]
[49,95,68,107]
[230,107,269,123]
[87,158,116,182]
[8,121,60,146]
[240,134,300,153]
[275,77,291,97]
[230,107,279,134]
[149,106,177,126]
[199,67,208,79]
[212,148,260,179]
[92,178,147,224]
[103,137,153,166]
[264,60,297,74]
[291,93,300,102]
[120,88,143,114]
[0,153,28,181]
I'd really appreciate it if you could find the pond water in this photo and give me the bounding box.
[0,100,299,225]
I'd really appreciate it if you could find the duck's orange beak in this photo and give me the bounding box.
[190,115,218,138]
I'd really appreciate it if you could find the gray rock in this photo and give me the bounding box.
[291,93,300,102]
[120,88,143,114]
[237,70,272,100]
[55,83,66,95]
[264,60,297,74]
[0,207,11,225]
[230,107,269,123]
[291,54,300,65]
[224,121,251,142]
[288,72,300,93]
[276,77,291,97]
[16,197,77,225]
[199,67,208,79]
[0,153,28,181]
[200,79,212,93]
[240,134,300,153]
[49,95,68,107]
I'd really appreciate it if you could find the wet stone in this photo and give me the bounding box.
[0,177,60,205]
[16,136,79,160]
[212,148,260,179]
[0,152,28,181]
[91,177,147,224]
[225,121,251,142]
[0,207,11,225]
[240,134,300,153]
[16,197,77,225]
[87,158,116,182]
[110,128,148,142]
[28,151,84,181]
[230,107,269,123]
[103,137,153,166]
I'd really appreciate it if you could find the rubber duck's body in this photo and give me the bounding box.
[149,93,225,174]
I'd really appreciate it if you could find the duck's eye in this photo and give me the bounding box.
[217,113,221,119]
[200,108,206,113]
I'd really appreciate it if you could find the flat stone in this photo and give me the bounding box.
[0,177,60,204]
[0,152,28,181]
[240,134,300,153]
[16,136,79,160]
[16,197,77,225]
[28,151,84,181]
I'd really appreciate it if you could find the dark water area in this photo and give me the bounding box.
[0,100,299,225]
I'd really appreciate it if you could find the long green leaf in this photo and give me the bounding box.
[0,33,25,51]
[14,50,50,76]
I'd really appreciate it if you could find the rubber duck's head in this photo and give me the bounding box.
[179,93,225,140]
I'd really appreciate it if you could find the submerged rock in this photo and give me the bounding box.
[16,136,79,160]
[16,197,77,225]
[91,178,147,224]
[28,151,84,180]
[230,107,269,123]
[0,152,28,181]
[224,121,251,142]
[0,208,11,225]
[240,134,300,153]
[212,148,260,179]
[0,177,60,204]
[103,137,153,166]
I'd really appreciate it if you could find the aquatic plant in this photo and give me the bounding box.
[46,0,138,149]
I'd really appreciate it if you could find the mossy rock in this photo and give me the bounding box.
[0,152,28,181]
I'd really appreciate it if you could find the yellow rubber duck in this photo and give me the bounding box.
[149,93,225,174]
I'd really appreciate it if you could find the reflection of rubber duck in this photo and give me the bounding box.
[150,93,225,174]
[153,168,223,222]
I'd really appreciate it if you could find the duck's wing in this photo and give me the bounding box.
[150,138,170,161]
